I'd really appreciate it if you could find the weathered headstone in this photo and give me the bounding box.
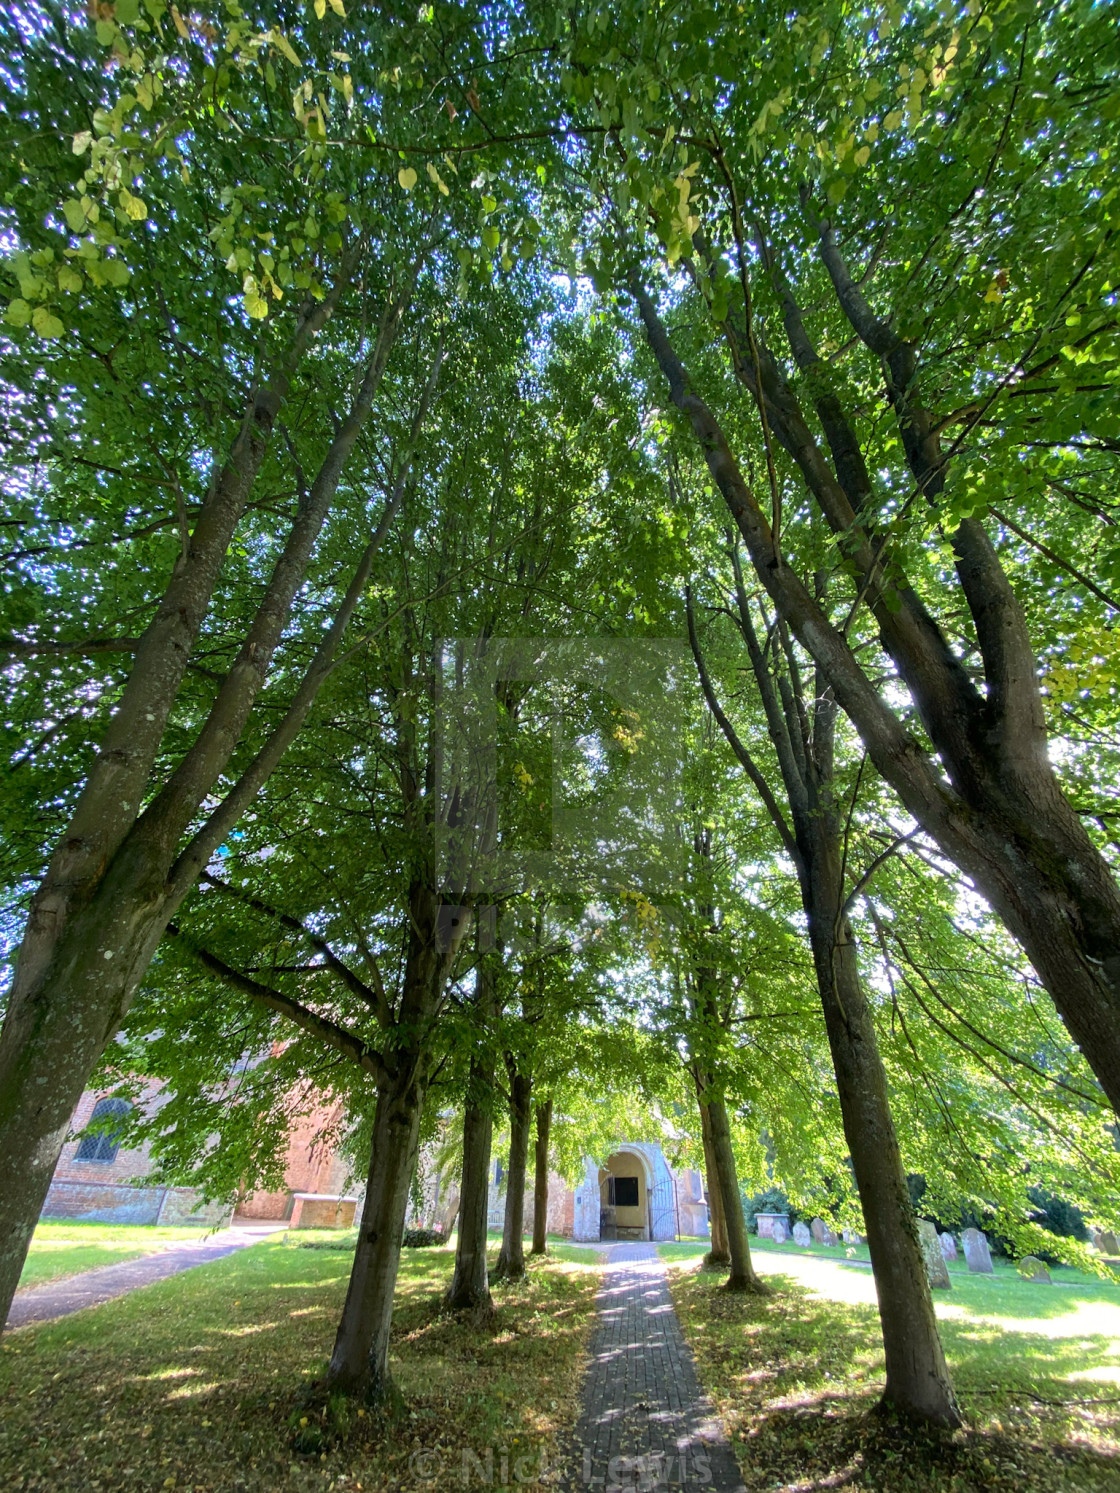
[1016,1255,1051,1283]
[918,1219,951,1289]
[769,1218,789,1244]
[841,1228,863,1245]
[962,1227,994,1274]
[939,1233,958,1262]
[755,1212,790,1241]
[1096,1229,1120,1256]
[810,1217,827,1244]
[793,1221,812,1247]
[822,1227,839,1247]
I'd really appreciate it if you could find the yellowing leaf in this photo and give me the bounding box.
[398,166,417,190]
[328,0,345,13]
[4,298,32,328]
[426,161,449,195]
[119,189,148,220]
[32,305,65,339]
[58,266,83,293]
[883,109,903,131]
[170,3,189,38]
[314,0,326,15]
[269,29,301,66]
[854,145,870,167]
[72,131,92,155]
[244,290,269,319]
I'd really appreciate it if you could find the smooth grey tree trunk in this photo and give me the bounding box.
[0,281,412,1324]
[494,1068,532,1280]
[702,1094,765,1293]
[685,545,962,1427]
[637,282,1120,1120]
[444,1058,494,1312]
[326,1067,424,1400]
[530,1097,552,1256]
[805,845,961,1427]
[698,1098,730,1267]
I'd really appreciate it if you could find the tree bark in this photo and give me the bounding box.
[494,1066,532,1280]
[686,531,962,1426]
[530,1096,552,1255]
[637,283,1120,1119]
[0,285,413,1323]
[702,1094,765,1293]
[326,1065,424,1401]
[444,1057,495,1312]
[698,1098,730,1266]
[805,844,961,1425]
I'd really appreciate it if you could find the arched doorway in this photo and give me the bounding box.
[598,1149,652,1241]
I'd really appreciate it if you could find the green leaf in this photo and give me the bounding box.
[31,306,65,339]
[4,298,32,328]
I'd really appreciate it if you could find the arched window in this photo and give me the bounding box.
[74,1097,132,1164]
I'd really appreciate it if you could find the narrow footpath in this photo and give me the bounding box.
[4,1221,285,1332]
[565,1243,746,1492]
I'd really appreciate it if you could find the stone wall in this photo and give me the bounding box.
[41,1180,231,1227]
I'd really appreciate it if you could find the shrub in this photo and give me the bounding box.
[402,1226,444,1248]
[743,1187,799,1234]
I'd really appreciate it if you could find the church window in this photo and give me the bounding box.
[74,1097,132,1164]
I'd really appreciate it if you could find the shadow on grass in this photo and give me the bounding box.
[0,1238,600,1493]
[667,1262,1120,1492]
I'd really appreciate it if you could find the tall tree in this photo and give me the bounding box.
[688,570,959,1425]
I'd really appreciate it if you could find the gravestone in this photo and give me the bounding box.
[841,1228,863,1245]
[1016,1255,1051,1283]
[822,1226,839,1247]
[769,1218,789,1244]
[939,1233,958,1262]
[918,1219,951,1289]
[755,1212,790,1241]
[1096,1229,1120,1256]
[793,1221,812,1247]
[810,1218,827,1244]
[962,1227,994,1274]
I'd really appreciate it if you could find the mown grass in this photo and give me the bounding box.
[662,1244,1120,1491]
[0,1235,600,1493]
[19,1223,223,1289]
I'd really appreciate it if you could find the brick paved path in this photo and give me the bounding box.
[4,1222,284,1332]
[565,1243,745,1492]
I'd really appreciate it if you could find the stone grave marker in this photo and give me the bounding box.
[939,1233,958,1262]
[962,1227,994,1274]
[769,1218,789,1244]
[1016,1255,1051,1283]
[1096,1230,1120,1256]
[918,1219,951,1289]
[810,1218,827,1244]
[793,1221,812,1247]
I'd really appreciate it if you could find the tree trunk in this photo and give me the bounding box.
[805,848,961,1427]
[702,1094,765,1293]
[0,287,410,1325]
[530,1097,552,1255]
[444,1057,494,1312]
[494,1067,532,1280]
[326,1064,424,1401]
[636,283,1120,1119]
[698,1099,730,1266]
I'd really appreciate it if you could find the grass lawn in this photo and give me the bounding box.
[661,1240,1120,1491]
[19,1223,224,1290]
[0,1234,600,1493]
